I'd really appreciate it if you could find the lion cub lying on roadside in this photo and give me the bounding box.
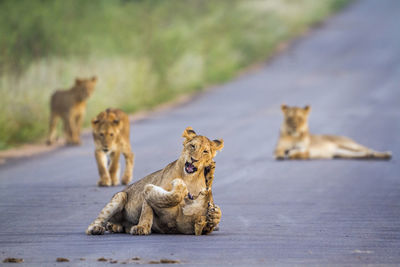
[92,108,135,186]
[86,127,223,235]
[142,162,217,235]
[47,76,97,145]
[274,105,392,160]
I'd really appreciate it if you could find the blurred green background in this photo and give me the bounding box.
[0,0,349,149]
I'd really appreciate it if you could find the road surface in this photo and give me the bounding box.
[1,0,400,265]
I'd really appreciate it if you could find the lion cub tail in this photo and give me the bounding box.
[370,150,392,160]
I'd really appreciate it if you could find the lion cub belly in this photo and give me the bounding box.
[152,207,182,234]
[152,202,205,235]
[309,135,339,158]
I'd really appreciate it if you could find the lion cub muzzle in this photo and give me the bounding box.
[184,161,198,174]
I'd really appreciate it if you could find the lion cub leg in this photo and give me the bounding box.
[334,148,392,160]
[95,150,112,186]
[69,116,81,145]
[86,192,127,235]
[333,139,392,160]
[61,114,73,144]
[47,113,59,145]
[121,146,134,185]
[129,201,154,235]
[288,149,310,159]
[274,147,287,160]
[74,112,84,141]
[109,151,121,186]
[144,179,188,209]
[203,202,222,234]
[203,162,221,234]
[194,216,207,236]
[62,114,80,145]
[274,137,292,160]
[130,179,188,236]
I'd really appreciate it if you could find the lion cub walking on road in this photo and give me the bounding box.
[47,76,97,145]
[92,108,134,186]
[274,105,392,160]
[142,162,218,235]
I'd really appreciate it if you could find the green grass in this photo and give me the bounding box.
[0,0,350,149]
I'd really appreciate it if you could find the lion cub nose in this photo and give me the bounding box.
[191,157,198,163]
[103,148,109,152]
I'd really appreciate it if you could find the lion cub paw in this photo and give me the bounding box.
[106,222,124,233]
[111,179,120,186]
[206,204,222,227]
[86,225,105,235]
[121,174,132,185]
[97,178,112,187]
[129,225,151,235]
[46,140,54,146]
[171,179,188,196]
[66,140,81,146]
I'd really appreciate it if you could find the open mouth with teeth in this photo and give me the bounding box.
[185,162,198,174]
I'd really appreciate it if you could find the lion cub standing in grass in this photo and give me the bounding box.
[92,108,134,186]
[274,105,392,160]
[142,162,217,235]
[47,76,97,145]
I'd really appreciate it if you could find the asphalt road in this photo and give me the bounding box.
[1,0,400,265]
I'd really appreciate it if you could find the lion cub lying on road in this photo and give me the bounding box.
[92,108,134,186]
[47,76,97,145]
[142,162,217,235]
[86,127,223,235]
[275,105,392,160]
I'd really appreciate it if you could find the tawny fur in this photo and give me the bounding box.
[143,161,218,235]
[47,76,97,145]
[274,105,392,160]
[92,108,135,186]
[86,127,223,235]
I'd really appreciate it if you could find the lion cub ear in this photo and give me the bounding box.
[212,139,224,151]
[281,104,288,113]
[182,127,197,141]
[304,105,311,113]
[91,117,100,127]
[91,76,98,82]
[75,78,83,85]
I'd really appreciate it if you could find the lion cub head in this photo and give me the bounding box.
[73,76,97,101]
[280,105,311,135]
[181,127,223,175]
[92,108,123,153]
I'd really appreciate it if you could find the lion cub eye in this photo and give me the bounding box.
[190,144,195,150]
[203,150,209,154]
[110,133,114,137]
[100,133,104,137]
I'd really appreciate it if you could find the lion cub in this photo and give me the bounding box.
[47,76,97,145]
[274,105,392,160]
[142,162,217,235]
[86,127,223,236]
[92,108,134,186]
